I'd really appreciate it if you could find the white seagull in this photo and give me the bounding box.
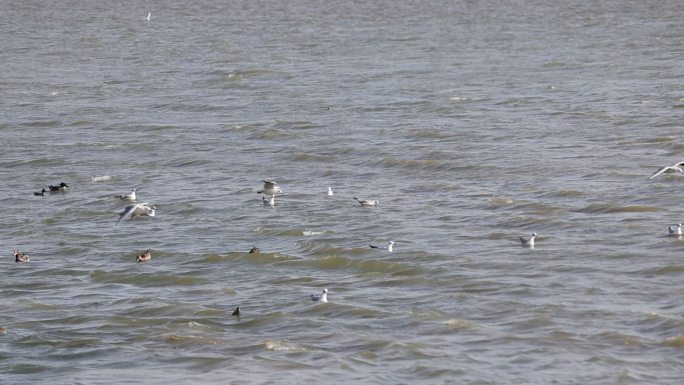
[520,232,537,247]
[327,186,334,196]
[310,288,328,303]
[354,197,379,207]
[649,161,684,179]
[262,194,275,207]
[116,188,137,201]
[118,202,156,222]
[145,12,151,21]
[257,180,283,195]
[669,223,683,235]
[370,241,395,252]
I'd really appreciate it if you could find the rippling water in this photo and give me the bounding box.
[2,1,684,384]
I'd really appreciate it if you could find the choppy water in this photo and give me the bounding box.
[2,1,684,384]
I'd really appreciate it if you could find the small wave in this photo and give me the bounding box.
[264,339,308,352]
[489,197,514,205]
[164,159,212,168]
[270,120,320,130]
[253,129,295,140]
[196,252,301,266]
[575,204,663,214]
[89,270,207,286]
[163,334,225,347]
[289,153,336,163]
[378,157,471,173]
[663,335,684,348]
[19,120,62,128]
[644,265,684,275]
[302,230,332,236]
[269,229,334,237]
[449,96,487,103]
[311,255,423,275]
[91,175,113,182]
[444,318,479,331]
[406,129,452,140]
[540,189,584,198]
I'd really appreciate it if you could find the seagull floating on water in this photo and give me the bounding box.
[49,182,69,192]
[310,288,328,303]
[116,188,137,201]
[136,249,151,263]
[668,223,683,235]
[263,194,275,206]
[14,250,30,263]
[354,197,379,207]
[145,12,151,21]
[520,232,537,247]
[649,161,684,179]
[327,186,334,196]
[370,241,395,252]
[118,202,156,222]
[34,189,46,196]
[257,180,283,196]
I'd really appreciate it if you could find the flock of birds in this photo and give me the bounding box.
[11,178,399,317]
[9,160,683,324]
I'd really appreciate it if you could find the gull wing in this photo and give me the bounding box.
[118,204,139,223]
[649,166,671,180]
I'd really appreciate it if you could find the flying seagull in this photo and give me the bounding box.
[257,180,283,195]
[118,202,156,222]
[649,162,684,179]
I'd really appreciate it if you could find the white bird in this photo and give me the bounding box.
[327,186,334,196]
[520,232,537,247]
[370,241,395,252]
[116,188,137,201]
[310,288,328,303]
[669,223,683,235]
[262,194,275,207]
[649,161,684,179]
[257,180,283,195]
[145,12,151,21]
[354,197,379,207]
[118,202,156,222]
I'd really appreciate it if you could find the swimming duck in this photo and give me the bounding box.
[249,246,261,254]
[48,182,69,192]
[136,249,151,263]
[34,189,46,196]
[14,250,30,263]
[232,306,240,316]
